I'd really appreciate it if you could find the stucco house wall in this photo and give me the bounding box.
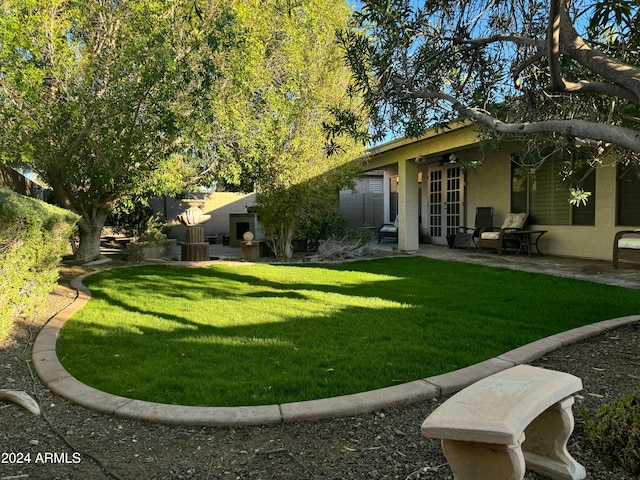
[464,153,615,260]
[360,123,635,261]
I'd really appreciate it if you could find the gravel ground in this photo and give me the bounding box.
[1,262,639,480]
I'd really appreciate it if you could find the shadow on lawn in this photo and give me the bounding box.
[56,258,640,406]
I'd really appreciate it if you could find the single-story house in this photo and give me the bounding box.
[345,120,640,261]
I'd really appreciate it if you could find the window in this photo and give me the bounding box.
[369,178,383,194]
[511,155,595,226]
[617,164,640,226]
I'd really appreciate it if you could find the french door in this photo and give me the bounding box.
[428,165,462,244]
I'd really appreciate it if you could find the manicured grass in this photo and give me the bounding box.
[57,257,639,407]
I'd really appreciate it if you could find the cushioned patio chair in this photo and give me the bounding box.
[453,207,494,249]
[478,212,528,255]
[613,230,640,268]
[378,215,399,243]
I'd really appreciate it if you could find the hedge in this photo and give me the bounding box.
[0,187,79,341]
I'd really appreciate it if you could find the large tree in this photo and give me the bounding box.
[202,0,366,258]
[0,0,219,262]
[340,0,640,192]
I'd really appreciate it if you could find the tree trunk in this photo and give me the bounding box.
[75,210,109,263]
[271,220,295,259]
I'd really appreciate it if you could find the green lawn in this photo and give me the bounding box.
[57,257,639,407]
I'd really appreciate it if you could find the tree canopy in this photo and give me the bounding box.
[0,0,365,261]
[0,0,219,261]
[340,0,640,187]
[201,0,366,258]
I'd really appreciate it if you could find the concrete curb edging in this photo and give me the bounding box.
[32,271,640,427]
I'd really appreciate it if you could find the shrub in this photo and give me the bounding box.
[582,390,640,474]
[0,188,79,340]
[127,216,171,261]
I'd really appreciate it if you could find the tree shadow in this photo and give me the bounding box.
[57,258,640,406]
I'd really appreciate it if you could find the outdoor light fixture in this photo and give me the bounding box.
[439,153,458,165]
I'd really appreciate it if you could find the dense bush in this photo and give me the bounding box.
[0,188,79,340]
[582,390,640,474]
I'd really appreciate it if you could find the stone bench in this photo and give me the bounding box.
[613,230,640,268]
[421,365,586,480]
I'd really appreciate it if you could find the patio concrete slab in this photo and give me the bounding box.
[409,243,640,290]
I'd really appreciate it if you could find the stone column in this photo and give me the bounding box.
[398,158,420,252]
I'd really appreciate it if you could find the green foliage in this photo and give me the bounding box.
[126,214,169,261]
[341,1,640,160]
[106,203,155,237]
[0,188,79,340]
[201,0,367,258]
[138,217,168,244]
[582,390,640,474]
[0,0,222,261]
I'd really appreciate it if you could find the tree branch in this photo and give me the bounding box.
[558,7,640,103]
[452,34,544,50]
[547,0,564,92]
[512,50,545,90]
[410,90,640,152]
[561,79,640,102]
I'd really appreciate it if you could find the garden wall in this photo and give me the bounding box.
[148,192,257,242]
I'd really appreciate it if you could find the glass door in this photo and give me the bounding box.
[428,165,462,243]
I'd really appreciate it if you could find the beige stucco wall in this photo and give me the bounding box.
[461,154,623,261]
[363,124,633,261]
[150,191,257,242]
[465,150,512,226]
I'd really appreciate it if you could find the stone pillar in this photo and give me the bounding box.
[186,226,204,244]
[398,158,420,252]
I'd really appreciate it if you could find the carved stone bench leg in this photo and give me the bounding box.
[441,433,526,480]
[522,396,587,480]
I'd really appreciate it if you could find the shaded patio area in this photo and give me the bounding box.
[403,243,640,290]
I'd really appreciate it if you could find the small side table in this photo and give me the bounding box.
[512,230,548,257]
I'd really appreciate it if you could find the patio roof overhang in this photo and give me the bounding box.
[359,120,481,171]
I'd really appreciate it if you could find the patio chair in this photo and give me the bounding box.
[378,215,399,243]
[453,207,494,249]
[478,212,528,255]
[613,230,640,268]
